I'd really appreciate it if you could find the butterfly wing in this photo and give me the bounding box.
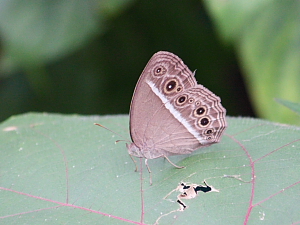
[159,86,227,155]
[129,51,226,159]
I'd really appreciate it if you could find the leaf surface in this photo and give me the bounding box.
[1,113,300,224]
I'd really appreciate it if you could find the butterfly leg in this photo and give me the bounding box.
[129,154,138,172]
[163,155,185,169]
[145,159,152,185]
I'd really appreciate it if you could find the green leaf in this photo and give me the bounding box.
[275,98,300,116]
[0,0,133,69]
[1,113,300,224]
[204,0,300,125]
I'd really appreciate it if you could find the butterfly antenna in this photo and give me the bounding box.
[94,123,131,143]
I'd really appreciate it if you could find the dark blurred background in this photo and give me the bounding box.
[2,0,298,124]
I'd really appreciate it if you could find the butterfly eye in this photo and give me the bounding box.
[176,86,183,92]
[193,106,207,117]
[201,118,209,126]
[166,80,176,91]
[205,129,213,135]
[198,117,210,127]
[153,66,167,76]
[176,94,188,105]
[178,96,186,103]
[197,107,205,115]
[202,129,215,140]
[164,79,179,94]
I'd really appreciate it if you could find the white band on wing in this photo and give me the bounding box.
[146,80,206,144]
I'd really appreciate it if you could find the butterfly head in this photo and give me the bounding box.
[126,142,144,158]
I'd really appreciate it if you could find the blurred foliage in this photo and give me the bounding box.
[1,0,298,125]
[275,98,300,116]
[204,0,300,125]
